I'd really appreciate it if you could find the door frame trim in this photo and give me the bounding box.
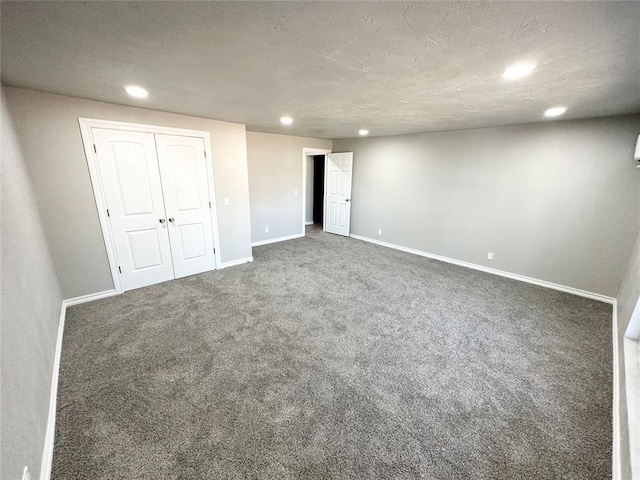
[302,147,331,235]
[78,118,222,294]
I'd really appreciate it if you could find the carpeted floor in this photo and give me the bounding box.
[53,226,613,479]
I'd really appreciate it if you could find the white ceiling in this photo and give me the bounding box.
[2,1,639,139]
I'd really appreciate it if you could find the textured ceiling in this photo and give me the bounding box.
[2,1,639,139]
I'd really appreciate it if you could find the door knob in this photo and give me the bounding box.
[168,217,175,223]
[159,218,166,224]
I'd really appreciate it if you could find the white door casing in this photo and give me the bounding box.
[301,147,332,235]
[155,134,216,278]
[92,128,175,291]
[324,152,353,236]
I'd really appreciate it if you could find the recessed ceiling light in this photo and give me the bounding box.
[544,107,567,117]
[359,129,369,136]
[502,63,536,81]
[280,116,293,125]
[125,85,148,98]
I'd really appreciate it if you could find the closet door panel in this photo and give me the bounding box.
[92,128,175,291]
[156,134,216,278]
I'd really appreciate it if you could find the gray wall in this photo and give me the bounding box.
[334,115,640,297]
[4,87,253,299]
[247,132,331,243]
[1,88,63,480]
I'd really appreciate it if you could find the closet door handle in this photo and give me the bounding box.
[159,218,166,224]
[168,217,175,223]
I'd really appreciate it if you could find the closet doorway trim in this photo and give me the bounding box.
[78,118,222,294]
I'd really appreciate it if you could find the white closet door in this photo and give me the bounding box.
[155,134,216,278]
[92,128,175,291]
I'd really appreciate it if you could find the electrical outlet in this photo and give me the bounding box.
[22,466,31,480]
[265,227,269,233]
[224,198,230,206]
[377,229,382,236]
[294,189,298,196]
[487,252,494,260]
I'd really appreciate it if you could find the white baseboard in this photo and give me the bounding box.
[251,233,304,247]
[219,256,254,269]
[305,221,314,226]
[40,291,117,479]
[40,302,67,480]
[350,234,615,304]
[64,289,118,307]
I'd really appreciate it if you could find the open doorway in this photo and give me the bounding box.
[302,147,331,234]
[307,155,326,225]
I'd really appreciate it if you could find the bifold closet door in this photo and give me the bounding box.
[92,128,175,291]
[155,134,216,278]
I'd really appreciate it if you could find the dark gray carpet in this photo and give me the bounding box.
[53,226,612,479]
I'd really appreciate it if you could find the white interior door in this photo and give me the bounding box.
[92,128,175,291]
[155,134,216,278]
[324,152,353,236]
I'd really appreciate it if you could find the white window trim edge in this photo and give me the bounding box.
[623,296,640,478]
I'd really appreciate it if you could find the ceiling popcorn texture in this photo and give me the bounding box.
[1,1,639,138]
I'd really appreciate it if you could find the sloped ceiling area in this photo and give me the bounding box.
[1,1,639,138]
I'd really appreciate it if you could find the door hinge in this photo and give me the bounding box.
[118,266,122,274]
[106,208,110,217]
[204,150,207,158]
[213,248,216,254]
[209,201,212,209]
[93,144,97,154]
